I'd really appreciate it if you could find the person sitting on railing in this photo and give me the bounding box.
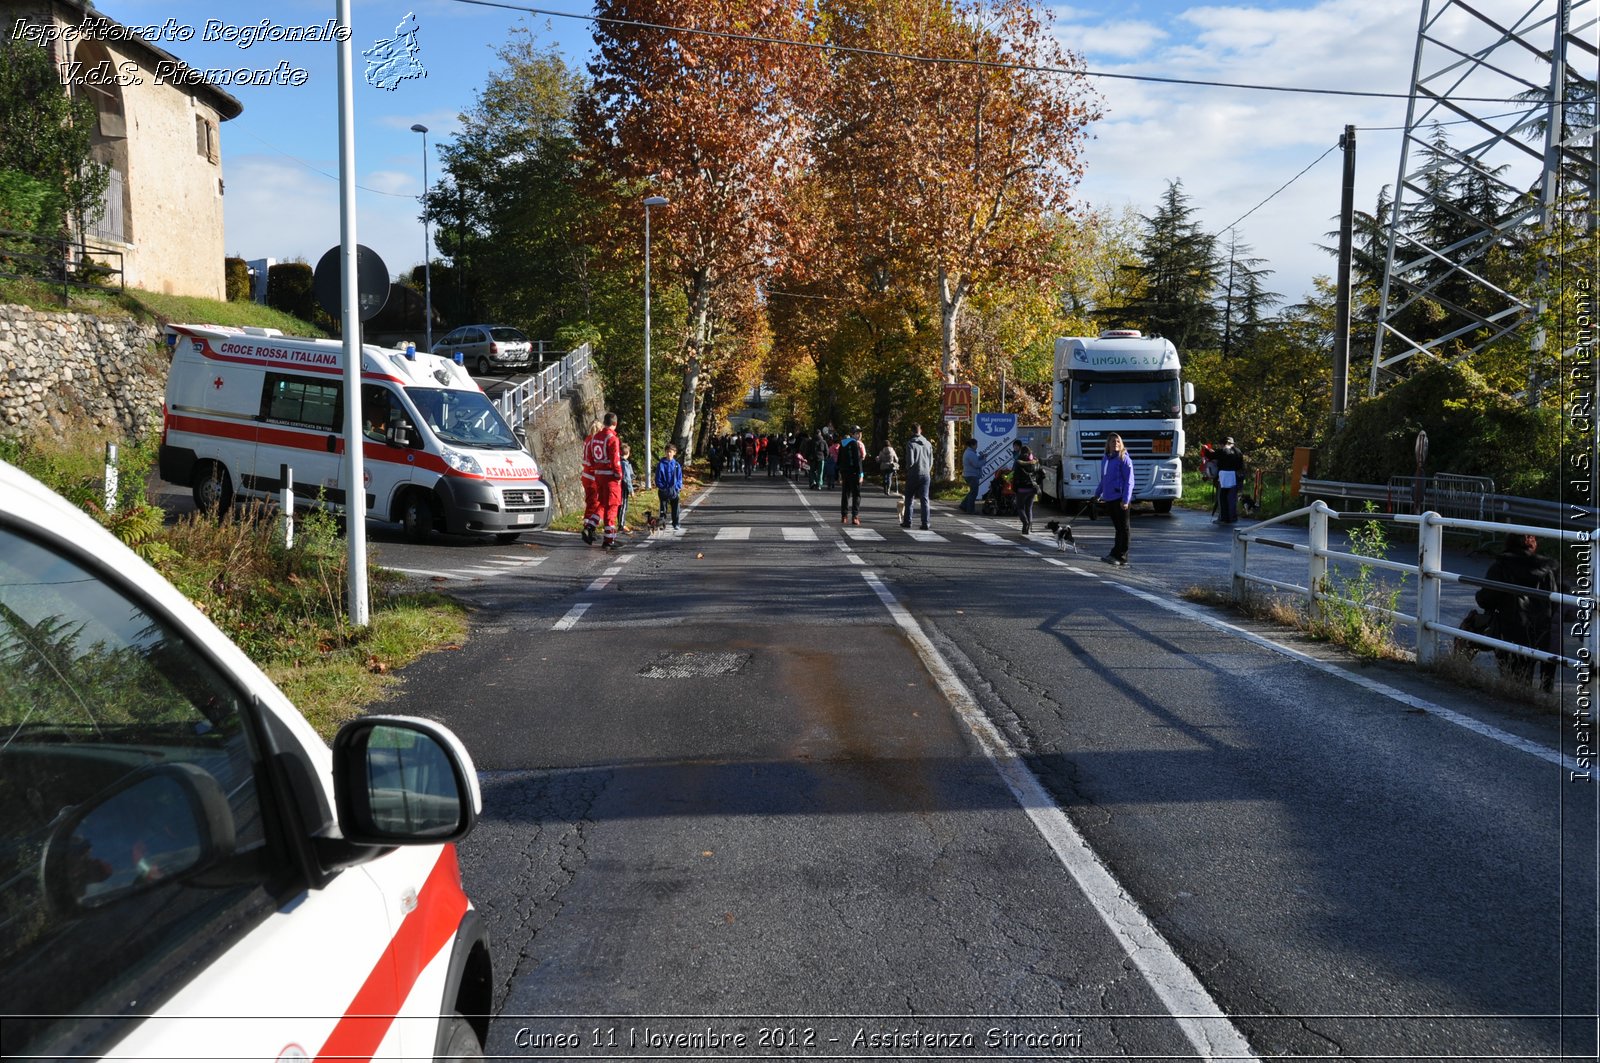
[1477,532,1559,692]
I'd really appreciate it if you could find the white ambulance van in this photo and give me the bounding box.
[0,458,492,1060]
[159,324,550,542]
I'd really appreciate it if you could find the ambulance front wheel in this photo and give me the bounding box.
[438,1012,483,1059]
[192,462,233,518]
[1152,499,1173,514]
[402,490,436,543]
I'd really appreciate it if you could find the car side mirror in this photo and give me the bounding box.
[331,716,480,845]
[42,763,236,912]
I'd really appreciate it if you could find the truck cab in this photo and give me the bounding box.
[1041,330,1195,513]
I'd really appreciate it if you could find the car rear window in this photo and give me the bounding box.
[489,328,527,343]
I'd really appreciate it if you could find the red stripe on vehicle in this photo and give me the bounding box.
[314,846,470,1063]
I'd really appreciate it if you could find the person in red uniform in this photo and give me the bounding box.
[588,412,624,549]
[580,420,601,545]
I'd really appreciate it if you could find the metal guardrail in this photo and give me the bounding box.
[1231,500,1597,675]
[0,227,125,300]
[493,343,591,424]
[1300,476,1597,530]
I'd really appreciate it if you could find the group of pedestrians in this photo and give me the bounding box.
[578,412,685,546]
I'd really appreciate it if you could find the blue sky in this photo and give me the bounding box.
[90,0,1556,309]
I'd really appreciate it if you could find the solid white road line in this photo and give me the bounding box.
[1105,580,1584,774]
[552,603,590,631]
[860,569,1259,1062]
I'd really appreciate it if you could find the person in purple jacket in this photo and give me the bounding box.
[1093,433,1134,566]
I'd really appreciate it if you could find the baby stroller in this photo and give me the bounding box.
[980,469,1016,516]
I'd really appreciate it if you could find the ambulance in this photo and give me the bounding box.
[0,457,492,1060]
[158,324,550,542]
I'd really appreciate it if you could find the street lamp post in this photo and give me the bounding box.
[643,195,668,469]
[410,123,433,353]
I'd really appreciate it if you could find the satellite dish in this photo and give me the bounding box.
[313,244,390,322]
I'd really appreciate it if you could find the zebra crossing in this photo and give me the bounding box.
[380,522,1064,585]
[380,553,548,582]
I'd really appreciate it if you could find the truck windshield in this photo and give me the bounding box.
[405,388,521,449]
[1070,375,1181,419]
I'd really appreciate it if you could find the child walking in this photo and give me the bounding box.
[654,443,684,530]
[617,443,636,531]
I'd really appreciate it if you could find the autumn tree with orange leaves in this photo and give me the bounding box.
[577,0,823,462]
[812,0,1100,476]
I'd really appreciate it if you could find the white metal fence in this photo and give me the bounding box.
[1231,500,1596,673]
[492,343,591,425]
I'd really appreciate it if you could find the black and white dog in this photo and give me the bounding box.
[1044,519,1077,551]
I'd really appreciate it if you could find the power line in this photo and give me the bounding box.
[236,129,419,200]
[451,0,1534,104]
[1218,142,1341,234]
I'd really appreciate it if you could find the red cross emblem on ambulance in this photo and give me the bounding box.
[213,376,224,390]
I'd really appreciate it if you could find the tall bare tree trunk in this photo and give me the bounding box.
[936,268,970,480]
[672,274,714,463]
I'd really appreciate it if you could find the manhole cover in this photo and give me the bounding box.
[638,651,751,679]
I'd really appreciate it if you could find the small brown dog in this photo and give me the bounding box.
[895,495,906,524]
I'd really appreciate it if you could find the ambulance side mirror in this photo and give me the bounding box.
[330,716,479,846]
[1184,403,1197,416]
[391,424,418,448]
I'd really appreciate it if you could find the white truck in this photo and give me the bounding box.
[1038,329,1195,513]
[159,324,550,542]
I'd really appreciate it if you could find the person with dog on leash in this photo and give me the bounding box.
[1093,433,1134,566]
[901,424,934,530]
[1213,436,1246,524]
[588,412,625,550]
[654,443,684,530]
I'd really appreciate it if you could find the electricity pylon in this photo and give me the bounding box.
[1370,0,1596,396]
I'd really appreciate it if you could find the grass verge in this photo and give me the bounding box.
[8,423,468,742]
[0,277,326,335]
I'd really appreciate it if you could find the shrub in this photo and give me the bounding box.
[225,256,251,302]
[1319,361,1560,498]
[267,261,316,321]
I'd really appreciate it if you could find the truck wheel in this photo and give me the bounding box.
[437,1013,483,1060]
[1153,499,1173,514]
[192,462,233,519]
[402,490,435,543]
[495,531,521,544]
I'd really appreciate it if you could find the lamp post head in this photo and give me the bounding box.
[410,123,429,134]
[643,195,669,207]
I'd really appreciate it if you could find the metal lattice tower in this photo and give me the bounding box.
[1370,0,1597,395]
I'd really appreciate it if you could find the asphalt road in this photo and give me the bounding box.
[363,475,1594,1061]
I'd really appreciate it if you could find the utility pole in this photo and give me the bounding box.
[1332,124,1356,420]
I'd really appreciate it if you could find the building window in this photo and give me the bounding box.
[195,117,218,164]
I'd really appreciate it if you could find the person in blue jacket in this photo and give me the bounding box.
[1093,433,1134,566]
[654,443,684,530]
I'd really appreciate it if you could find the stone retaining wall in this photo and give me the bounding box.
[0,304,169,444]
[0,302,605,519]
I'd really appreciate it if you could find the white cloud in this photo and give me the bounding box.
[223,154,428,280]
[1054,0,1552,304]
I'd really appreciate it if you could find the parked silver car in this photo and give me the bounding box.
[432,324,533,376]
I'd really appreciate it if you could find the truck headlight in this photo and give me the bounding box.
[440,446,483,477]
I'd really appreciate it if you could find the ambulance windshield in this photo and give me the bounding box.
[406,388,521,449]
